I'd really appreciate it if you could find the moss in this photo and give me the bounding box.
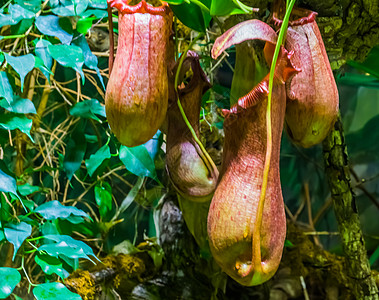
[65,270,96,300]
[117,254,146,281]
[284,222,351,293]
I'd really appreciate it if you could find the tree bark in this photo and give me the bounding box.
[323,115,379,300]
[243,0,379,69]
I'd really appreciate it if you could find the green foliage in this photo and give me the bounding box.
[35,15,73,44]
[48,44,85,83]
[0,267,21,299]
[0,0,378,298]
[4,222,32,260]
[3,53,35,91]
[69,98,106,122]
[119,145,160,183]
[33,282,82,300]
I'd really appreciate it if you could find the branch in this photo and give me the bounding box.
[322,114,379,299]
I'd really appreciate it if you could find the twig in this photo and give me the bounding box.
[107,2,114,74]
[304,182,321,247]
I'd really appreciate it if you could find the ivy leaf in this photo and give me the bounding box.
[50,0,90,16]
[0,112,33,142]
[34,200,90,221]
[0,95,36,114]
[33,282,82,300]
[69,99,106,122]
[94,181,112,218]
[35,253,69,279]
[0,267,21,299]
[3,53,35,92]
[0,168,17,195]
[85,144,111,176]
[63,125,86,180]
[0,4,35,27]
[80,9,107,18]
[88,0,107,9]
[17,183,40,196]
[35,39,53,81]
[35,15,73,45]
[4,222,32,260]
[48,44,85,84]
[14,0,41,13]
[0,71,13,104]
[34,56,53,82]
[72,35,105,90]
[39,234,100,264]
[119,145,159,183]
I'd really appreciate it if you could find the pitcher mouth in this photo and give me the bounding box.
[107,0,171,15]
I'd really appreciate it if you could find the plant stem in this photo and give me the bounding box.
[252,0,297,273]
[174,34,218,177]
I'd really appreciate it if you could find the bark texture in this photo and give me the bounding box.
[323,115,379,300]
[242,0,379,69]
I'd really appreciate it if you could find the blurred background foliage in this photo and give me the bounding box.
[0,0,378,299]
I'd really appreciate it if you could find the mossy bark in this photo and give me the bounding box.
[242,0,379,69]
[323,115,379,300]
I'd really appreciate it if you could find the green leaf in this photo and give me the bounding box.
[0,112,34,142]
[346,115,379,164]
[210,0,254,16]
[0,4,35,27]
[170,0,211,32]
[72,35,105,90]
[4,222,32,260]
[33,282,82,300]
[85,144,111,176]
[34,56,53,82]
[119,145,159,182]
[88,0,107,9]
[35,253,69,279]
[39,234,100,264]
[0,267,21,299]
[0,169,17,195]
[0,71,13,104]
[35,15,73,44]
[0,230,5,242]
[348,45,379,79]
[63,125,86,180]
[80,8,107,18]
[48,44,85,83]
[3,53,35,92]
[50,0,90,16]
[0,95,36,114]
[14,0,41,13]
[94,182,112,218]
[35,39,52,68]
[35,39,53,81]
[117,177,144,217]
[69,99,106,122]
[34,200,90,221]
[337,72,379,88]
[166,0,185,4]
[76,17,95,34]
[112,240,141,255]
